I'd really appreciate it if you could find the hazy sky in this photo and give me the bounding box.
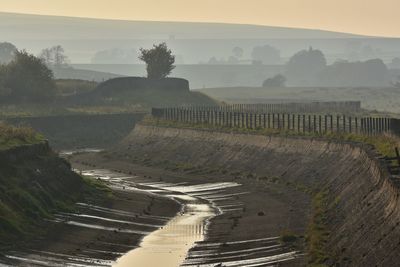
[1,0,400,37]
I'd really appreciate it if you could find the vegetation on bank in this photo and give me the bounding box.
[0,123,44,150]
[307,191,330,266]
[145,116,399,157]
[0,123,112,249]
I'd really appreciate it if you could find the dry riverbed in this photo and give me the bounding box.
[0,150,310,266]
[69,152,311,266]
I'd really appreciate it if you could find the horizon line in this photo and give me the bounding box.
[1,10,392,39]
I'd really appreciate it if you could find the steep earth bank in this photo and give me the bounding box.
[7,113,145,149]
[0,140,180,266]
[110,124,400,266]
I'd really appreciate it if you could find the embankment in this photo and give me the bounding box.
[0,141,84,249]
[7,113,145,149]
[116,124,400,266]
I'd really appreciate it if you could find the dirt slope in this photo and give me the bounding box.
[116,124,400,266]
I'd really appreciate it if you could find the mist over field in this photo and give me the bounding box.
[2,4,400,267]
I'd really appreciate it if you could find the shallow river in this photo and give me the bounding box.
[82,169,238,267]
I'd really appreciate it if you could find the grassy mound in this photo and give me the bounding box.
[66,77,218,108]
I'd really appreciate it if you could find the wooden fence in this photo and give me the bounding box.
[172,101,361,114]
[152,107,396,136]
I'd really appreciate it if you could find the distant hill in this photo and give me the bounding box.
[2,12,400,70]
[0,12,367,40]
[51,67,122,82]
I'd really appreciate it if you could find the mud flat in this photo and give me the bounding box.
[0,167,180,266]
[70,151,310,266]
[89,123,400,266]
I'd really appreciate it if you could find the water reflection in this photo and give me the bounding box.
[113,203,214,267]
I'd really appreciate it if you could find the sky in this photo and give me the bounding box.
[1,0,399,37]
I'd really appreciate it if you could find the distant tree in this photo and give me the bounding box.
[208,56,219,64]
[251,45,280,64]
[139,43,175,79]
[39,45,69,67]
[286,47,327,86]
[317,58,388,87]
[227,56,239,64]
[262,74,286,87]
[1,50,56,102]
[0,42,17,64]
[232,47,244,58]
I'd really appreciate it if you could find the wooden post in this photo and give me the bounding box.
[313,115,317,133]
[355,117,358,134]
[268,113,271,128]
[343,115,346,133]
[292,114,295,130]
[272,113,275,129]
[263,114,266,128]
[319,115,322,133]
[297,114,300,133]
[336,116,340,133]
[349,117,352,133]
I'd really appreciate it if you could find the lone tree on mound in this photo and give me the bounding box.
[139,43,175,79]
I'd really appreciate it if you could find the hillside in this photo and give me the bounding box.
[0,12,366,40]
[4,12,397,66]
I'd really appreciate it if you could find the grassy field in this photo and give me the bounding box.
[197,86,400,116]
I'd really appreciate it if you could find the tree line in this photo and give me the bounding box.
[0,42,175,103]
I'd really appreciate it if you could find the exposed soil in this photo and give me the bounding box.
[69,151,311,266]
[0,166,180,266]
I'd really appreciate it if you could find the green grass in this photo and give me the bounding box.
[0,123,44,150]
[280,229,299,244]
[55,79,98,96]
[307,190,330,266]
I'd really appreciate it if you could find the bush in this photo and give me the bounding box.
[0,50,56,103]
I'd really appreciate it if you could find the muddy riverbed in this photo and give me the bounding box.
[0,151,310,266]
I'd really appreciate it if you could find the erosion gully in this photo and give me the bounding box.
[1,152,301,267]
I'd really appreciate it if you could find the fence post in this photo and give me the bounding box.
[336,116,340,133]
[272,113,275,129]
[268,113,271,129]
[319,115,322,133]
[297,114,300,133]
[348,117,352,133]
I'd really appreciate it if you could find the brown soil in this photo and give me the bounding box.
[1,168,180,266]
[69,151,311,266]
